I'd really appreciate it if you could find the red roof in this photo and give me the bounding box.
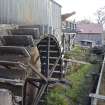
[77,23,103,34]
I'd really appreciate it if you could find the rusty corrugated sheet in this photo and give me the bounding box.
[0,0,61,28]
[0,0,62,42]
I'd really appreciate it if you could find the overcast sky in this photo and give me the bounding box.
[55,0,105,22]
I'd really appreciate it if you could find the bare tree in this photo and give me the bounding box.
[95,7,105,24]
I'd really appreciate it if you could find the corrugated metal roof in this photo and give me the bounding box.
[77,23,103,34]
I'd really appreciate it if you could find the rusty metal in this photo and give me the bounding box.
[0,0,62,38]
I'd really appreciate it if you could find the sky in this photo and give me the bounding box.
[55,0,105,22]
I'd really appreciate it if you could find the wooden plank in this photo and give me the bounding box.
[0,78,24,86]
[64,58,90,64]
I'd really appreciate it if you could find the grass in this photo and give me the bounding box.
[64,46,90,61]
[47,90,69,105]
[47,64,94,105]
[47,46,100,105]
[66,64,93,103]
